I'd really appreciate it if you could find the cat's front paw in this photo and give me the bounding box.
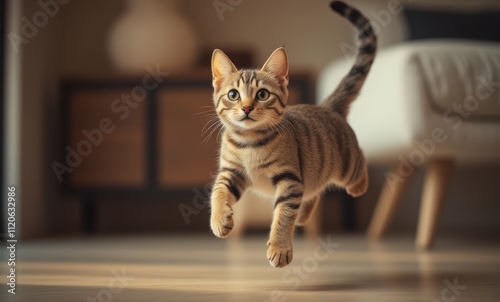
[210,202,234,238]
[267,240,293,268]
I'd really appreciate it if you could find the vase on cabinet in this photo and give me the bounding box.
[107,0,199,73]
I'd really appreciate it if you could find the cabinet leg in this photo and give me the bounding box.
[83,195,96,233]
[342,191,356,232]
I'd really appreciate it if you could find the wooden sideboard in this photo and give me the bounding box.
[60,70,314,232]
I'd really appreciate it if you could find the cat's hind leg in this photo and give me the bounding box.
[295,195,320,226]
[346,162,368,198]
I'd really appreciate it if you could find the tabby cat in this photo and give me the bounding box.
[209,1,376,268]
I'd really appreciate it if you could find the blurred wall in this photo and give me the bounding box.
[59,0,122,75]
[58,0,358,75]
[58,0,500,75]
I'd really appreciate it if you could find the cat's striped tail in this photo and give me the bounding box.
[322,1,377,118]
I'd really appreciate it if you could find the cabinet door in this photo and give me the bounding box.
[288,86,303,105]
[68,89,147,187]
[157,87,218,188]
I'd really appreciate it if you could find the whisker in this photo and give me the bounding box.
[196,110,217,116]
[201,120,221,138]
[201,116,222,132]
[203,123,222,145]
[215,116,230,143]
[203,115,230,145]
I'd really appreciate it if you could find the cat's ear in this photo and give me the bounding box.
[261,47,289,86]
[212,49,237,90]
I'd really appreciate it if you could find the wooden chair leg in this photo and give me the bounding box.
[416,159,454,249]
[367,165,413,240]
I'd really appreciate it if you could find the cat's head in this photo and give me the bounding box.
[211,48,289,131]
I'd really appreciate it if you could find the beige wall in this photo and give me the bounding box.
[59,0,347,75]
[58,0,409,75]
[58,0,500,75]
[59,0,122,75]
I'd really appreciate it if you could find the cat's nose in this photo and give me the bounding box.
[242,106,254,115]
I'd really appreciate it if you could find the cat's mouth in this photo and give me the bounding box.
[240,116,256,122]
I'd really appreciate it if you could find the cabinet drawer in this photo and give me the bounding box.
[68,89,147,187]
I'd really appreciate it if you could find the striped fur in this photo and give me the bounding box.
[209,1,375,268]
[322,1,377,117]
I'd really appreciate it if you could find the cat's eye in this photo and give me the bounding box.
[256,89,270,101]
[227,89,240,101]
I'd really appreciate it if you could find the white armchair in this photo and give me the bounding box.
[318,14,500,248]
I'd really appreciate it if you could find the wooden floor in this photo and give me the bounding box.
[1,234,499,301]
